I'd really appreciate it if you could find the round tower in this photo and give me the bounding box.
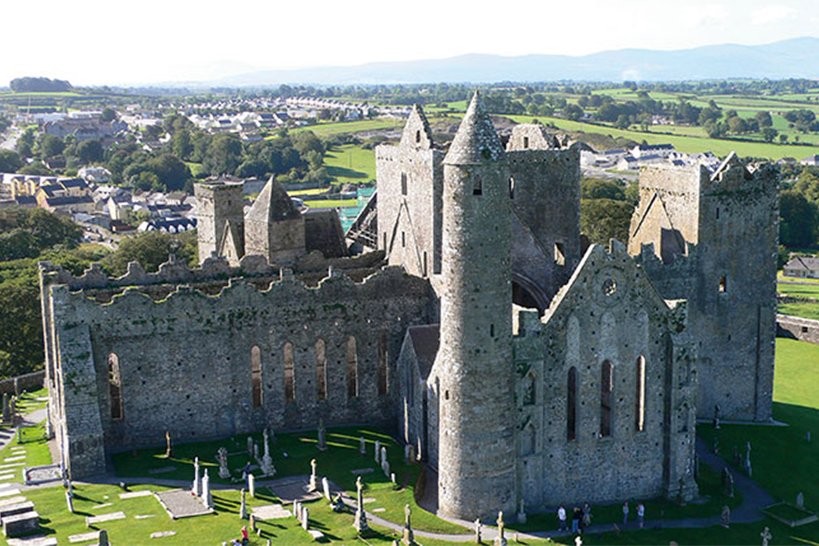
[436,92,517,520]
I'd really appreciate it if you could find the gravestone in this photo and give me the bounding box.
[474,518,482,543]
[240,489,247,519]
[760,526,772,546]
[201,469,212,509]
[65,490,74,513]
[308,459,318,492]
[302,507,309,530]
[261,429,275,477]
[164,431,172,458]
[2,393,9,422]
[353,476,368,533]
[359,437,366,456]
[495,511,507,546]
[796,492,805,509]
[247,436,253,456]
[98,530,110,546]
[192,457,201,496]
[721,505,731,528]
[722,468,734,498]
[322,477,331,500]
[402,503,415,545]
[248,474,256,498]
[517,499,527,525]
[374,440,381,463]
[217,447,230,479]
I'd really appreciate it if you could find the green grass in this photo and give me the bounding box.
[287,188,327,197]
[303,199,357,209]
[288,118,403,137]
[184,162,205,177]
[778,282,819,299]
[778,302,819,320]
[323,144,376,184]
[505,115,819,159]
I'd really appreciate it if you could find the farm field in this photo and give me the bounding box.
[323,144,376,185]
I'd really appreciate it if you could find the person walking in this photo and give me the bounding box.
[582,503,592,530]
[557,504,568,532]
[622,501,629,526]
[637,502,645,529]
[572,506,582,533]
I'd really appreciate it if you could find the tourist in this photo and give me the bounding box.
[572,506,582,533]
[582,503,592,529]
[557,504,568,532]
[637,502,645,528]
[622,501,629,526]
[240,525,249,546]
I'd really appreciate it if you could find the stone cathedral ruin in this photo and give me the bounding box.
[40,93,779,521]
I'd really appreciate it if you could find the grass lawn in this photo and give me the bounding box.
[324,144,376,185]
[504,114,819,160]
[287,188,327,197]
[184,162,205,177]
[778,282,819,299]
[303,199,357,209]
[289,119,402,137]
[778,302,819,320]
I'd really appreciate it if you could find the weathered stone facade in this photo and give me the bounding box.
[43,92,776,523]
[628,155,779,421]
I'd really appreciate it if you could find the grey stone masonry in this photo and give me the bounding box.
[432,92,517,521]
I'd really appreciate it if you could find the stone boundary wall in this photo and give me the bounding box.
[0,371,45,395]
[776,314,819,344]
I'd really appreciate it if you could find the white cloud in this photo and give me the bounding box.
[751,5,797,25]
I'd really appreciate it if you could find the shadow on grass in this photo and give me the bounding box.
[326,166,368,180]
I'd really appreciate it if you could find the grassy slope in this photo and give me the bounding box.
[323,144,376,185]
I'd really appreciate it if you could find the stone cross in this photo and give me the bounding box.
[374,440,381,463]
[322,476,331,500]
[359,436,366,455]
[301,507,309,530]
[381,446,388,465]
[248,473,256,498]
[474,518,482,543]
[261,429,274,476]
[240,489,248,519]
[402,503,415,545]
[98,530,110,546]
[517,498,527,524]
[217,447,231,479]
[353,476,368,532]
[202,469,212,509]
[317,418,327,451]
[247,436,254,456]
[760,526,772,546]
[721,505,731,528]
[796,492,804,508]
[165,431,173,458]
[65,489,74,513]
[192,456,201,496]
[495,511,506,546]
[253,442,259,461]
[308,458,318,491]
[382,459,391,478]
[2,393,9,422]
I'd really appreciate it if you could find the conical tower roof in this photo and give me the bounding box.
[444,91,504,165]
[246,177,301,223]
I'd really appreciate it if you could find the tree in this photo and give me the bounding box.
[75,140,104,164]
[755,111,773,128]
[779,134,789,144]
[38,134,65,158]
[204,134,243,176]
[762,127,779,143]
[779,190,817,248]
[103,231,197,276]
[727,116,748,134]
[581,178,626,201]
[0,150,23,173]
[580,198,635,245]
[15,128,35,158]
[563,104,584,121]
[172,129,193,160]
[100,107,117,122]
[795,170,819,204]
[18,161,52,176]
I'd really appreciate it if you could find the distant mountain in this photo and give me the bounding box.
[214,37,819,86]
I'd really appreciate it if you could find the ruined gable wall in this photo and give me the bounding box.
[516,246,697,508]
[375,144,443,278]
[46,267,433,476]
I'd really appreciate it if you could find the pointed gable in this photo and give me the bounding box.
[218,219,243,265]
[246,177,301,224]
[400,104,434,150]
[444,91,505,165]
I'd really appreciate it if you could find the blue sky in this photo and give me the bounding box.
[4,0,818,85]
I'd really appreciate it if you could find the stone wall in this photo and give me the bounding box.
[42,263,434,479]
[0,371,45,395]
[517,244,697,508]
[777,314,819,344]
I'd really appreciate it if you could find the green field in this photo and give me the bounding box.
[324,144,376,185]
[290,118,403,137]
[504,114,819,159]
[302,198,357,209]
